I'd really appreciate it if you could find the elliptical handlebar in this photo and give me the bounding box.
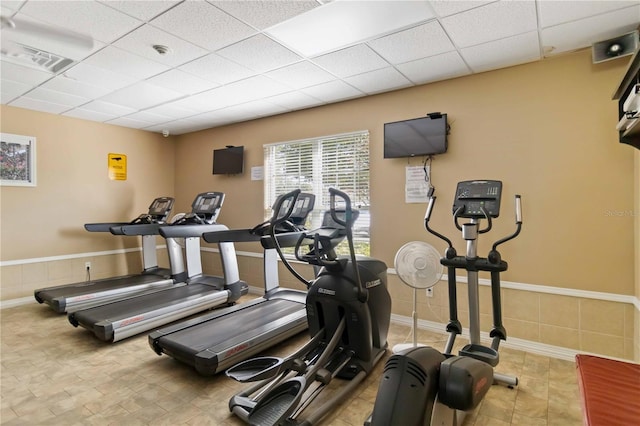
[425,195,456,258]
[491,195,523,253]
[328,188,367,303]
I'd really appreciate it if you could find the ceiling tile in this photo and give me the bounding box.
[1,0,634,133]
[145,116,214,134]
[301,80,364,103]
[10,96,70,114]
[113,24,209,67]
[461,31,541,73]
[146,69,216,95]
[312,44,390,78]
[266,61,336,89]
[99,81,183,110]
[1,79,31,103]
[40,76,113,99]
[83,46,170,80]
[0,61,52,86]
[25,87,89,108]
[106,116,153,129]
[344,67,412,95]
[211,0,319,30]
[266,1,436,57]
[1,1,26,12]
[80,100,137,117]
[1,91,20,104]
[144,102,200,120]
[368,21,454,65]
[397,51,470,85]
[541,5,640,55]
[190,75,292,111]
[442,1,537,48]
[265,91,324,111]
[123,110,172,123]
[217,100,288,121]
[178,53,256,85]
[19,0,142,43]
[217,34,302,73]
[63,108,117,122]
[167,90,227,113]
[150,1,256,51]
[98,0,182,22]
[538,1,639,28]
[430,0,494,18]
[62,62,137,91]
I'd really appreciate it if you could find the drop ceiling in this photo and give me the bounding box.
[1,0,639,136]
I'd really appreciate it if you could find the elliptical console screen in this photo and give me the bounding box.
[453,180,502,218]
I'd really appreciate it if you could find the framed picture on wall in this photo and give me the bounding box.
[1,133,36,187]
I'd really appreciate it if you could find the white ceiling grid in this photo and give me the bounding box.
[0,0,638,135]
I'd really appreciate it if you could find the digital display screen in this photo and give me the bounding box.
[213,146,244,175]
[384,114,448,158]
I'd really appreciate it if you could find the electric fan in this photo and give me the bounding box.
[393,241,443,353]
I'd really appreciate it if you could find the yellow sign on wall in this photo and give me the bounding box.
[108,153,127,180]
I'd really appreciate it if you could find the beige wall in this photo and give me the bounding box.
[634,150,640,362]
[175,49,635,296]
[1,49,638,361]
[0,107,176,301]
[1,106,176,260]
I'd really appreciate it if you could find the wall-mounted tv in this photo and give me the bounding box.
[213,146,244,175]
[383,113,448,158]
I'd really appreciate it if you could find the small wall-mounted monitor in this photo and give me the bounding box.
[213,146,244,175]
[383,113,448,158]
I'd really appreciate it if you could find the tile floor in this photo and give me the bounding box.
[0,299,584,425]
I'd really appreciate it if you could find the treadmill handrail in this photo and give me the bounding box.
[85,222,130,233]
[260,232,309,249]
[160,223,229,238]
[112,223,162,236]
[203,228,262,244]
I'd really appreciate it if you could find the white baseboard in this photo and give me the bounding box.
[0,296,37,309]
[390,313,580,361]
[0,294,628,362]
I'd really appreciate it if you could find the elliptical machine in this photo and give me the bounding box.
[366,180,522,426]
[226,188,392,426]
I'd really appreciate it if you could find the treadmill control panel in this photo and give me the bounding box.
[453,180,502,219]
[147,197,175,220]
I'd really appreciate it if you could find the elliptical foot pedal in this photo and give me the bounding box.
[459,344,499,367]
[248,377,305,425]
[227,357,286,383]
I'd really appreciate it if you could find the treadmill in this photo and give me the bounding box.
[68,192,248,342]
[149,190,324,376]
[34,197,183,313]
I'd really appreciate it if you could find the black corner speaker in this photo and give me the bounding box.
[592,31,638,64]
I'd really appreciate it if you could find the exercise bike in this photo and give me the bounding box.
[226,188,392,426]
[366,180,522,426]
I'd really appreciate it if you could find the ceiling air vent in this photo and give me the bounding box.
[2,41,74,73]
[0,15,93,73]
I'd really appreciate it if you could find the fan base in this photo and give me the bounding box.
[392,343,427,354]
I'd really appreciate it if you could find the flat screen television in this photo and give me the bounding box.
[213,146,244,175]
[383,113,448,158]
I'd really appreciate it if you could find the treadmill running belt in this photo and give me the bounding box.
[71,281,222,324]
[36,274,164,300]
[157,299,305,355]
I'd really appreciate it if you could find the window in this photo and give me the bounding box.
[264,130,370,255]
